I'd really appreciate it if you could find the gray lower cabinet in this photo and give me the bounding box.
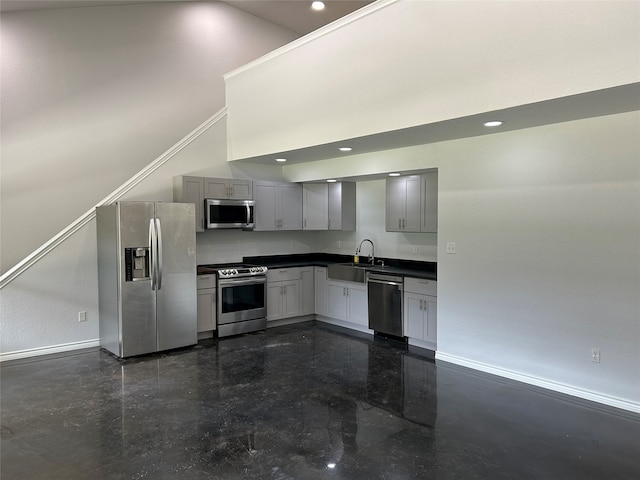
[314,267,329,316]
[327,279,368,327]
[403,277,437,346]
[267,268,300,321]
[196,274,216,332]
[299,267,315,315]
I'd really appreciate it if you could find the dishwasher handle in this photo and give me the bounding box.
[367,273,403,287]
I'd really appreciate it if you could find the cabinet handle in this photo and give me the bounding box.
[420,299,424,310]
[343,287,346,296]
[402,218,405,229]
[398,218,401,229]
[304,218,306,228]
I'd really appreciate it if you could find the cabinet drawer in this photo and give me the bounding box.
[405,277,437,296]
[267,268,299,282]
[197,274,216,289]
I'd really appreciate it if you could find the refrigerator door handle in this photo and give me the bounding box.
[148,218,157,290]
[155,217,163,290]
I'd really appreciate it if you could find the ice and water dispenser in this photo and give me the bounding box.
[124,247,150,281]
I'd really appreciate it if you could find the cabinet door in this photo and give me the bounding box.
[254,182,278,231]
[229,179,252,200]
[424,297,437,344]
[404,292,425,339]
[299,267,315,315]
[203,178,229,198]
[197,288,216,332]
[314,267,328,316]
[346,283,368,326]
[267,282,283,321]
[328,281,347,321]
[174,176,205,232]
[282,281,300,319]
[421,171,438,233]
[386,177,405,232]
[280,183,303,230]
[328,182,342,230]
[404,175,422,232]
[303,183,328,230]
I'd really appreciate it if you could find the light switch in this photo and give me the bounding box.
[446,242,456,254]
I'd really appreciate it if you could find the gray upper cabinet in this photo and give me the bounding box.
[386,172,437,233]
[328,182,356,231]
[302,183,329,230]
[420,171,438,233]
[303,182,356,231]
[173,175,205,232]
[254,181,302,231]
[204,177,252,200]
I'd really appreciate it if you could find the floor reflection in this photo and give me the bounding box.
[1,322,638,480]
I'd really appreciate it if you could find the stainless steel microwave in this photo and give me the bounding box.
[205,199,254,230]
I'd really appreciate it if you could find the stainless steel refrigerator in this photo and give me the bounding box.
[96,202,197,358]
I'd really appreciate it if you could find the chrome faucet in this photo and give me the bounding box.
[356,238,375,264]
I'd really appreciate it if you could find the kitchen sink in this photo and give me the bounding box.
[327,262,369,283]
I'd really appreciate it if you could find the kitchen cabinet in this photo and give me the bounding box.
[267,268,299,321]
[386,175,421,232]
[254,181,303,231]
[420,171,438,233]
[299,266,315,315]
[196,274,216,332]
[386,172,437,232]
[328,182,356,230]
[314,267,329,316]
[328,280,368,327]
[403,277,437,346]
[204,177,252,200]
[302,183,328,230]
[173,176,205,232]
[302,182,356,231]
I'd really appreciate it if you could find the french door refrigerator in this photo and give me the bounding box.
[96,202,197,358]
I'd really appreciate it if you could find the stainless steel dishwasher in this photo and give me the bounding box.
[367,273,404,337]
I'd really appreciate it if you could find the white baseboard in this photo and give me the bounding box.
[436,351,640,414]
[0,339,100,363]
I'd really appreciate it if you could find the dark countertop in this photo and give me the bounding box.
[241,253,437,280]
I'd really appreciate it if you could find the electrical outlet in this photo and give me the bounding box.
[591,348,601,363]
[413,246,421,253]
[78,311,87,323]
[446,242,456,254]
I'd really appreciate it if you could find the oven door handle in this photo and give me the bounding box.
[218,276,267,287]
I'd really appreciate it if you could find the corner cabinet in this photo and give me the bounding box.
[302,182,356,231]
[173,176,206,232]
[386,171,437,232]
[403,277,437,348]
[254,181,302,231]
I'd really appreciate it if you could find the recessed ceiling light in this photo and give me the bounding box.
[275,158,287,163]
[339,147,352,152]
[327,179,337,183]
[312,1,325,11]
[389,173,401,177]
[484,120,503,127]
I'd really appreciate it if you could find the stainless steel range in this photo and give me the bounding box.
[204,264,268,338]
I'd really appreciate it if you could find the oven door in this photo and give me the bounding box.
[217,276,266,325]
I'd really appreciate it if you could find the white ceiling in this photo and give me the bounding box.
[0,0,374,35]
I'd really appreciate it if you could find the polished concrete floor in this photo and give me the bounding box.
[1,322,639,479]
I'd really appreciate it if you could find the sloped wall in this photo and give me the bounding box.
[0,1,298,274]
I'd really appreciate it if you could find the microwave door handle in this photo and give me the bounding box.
[155,218,163,290]
[246,203,250,225]
[148,218,156,290]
